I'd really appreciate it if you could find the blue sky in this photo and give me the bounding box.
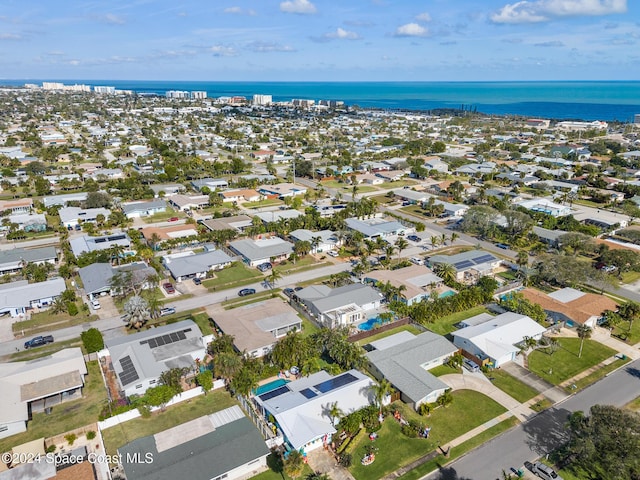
[0,0,638,81]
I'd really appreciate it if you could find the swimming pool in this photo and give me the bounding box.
[254,378,290,396]
[358,317,383,331]
[439,290,456,298]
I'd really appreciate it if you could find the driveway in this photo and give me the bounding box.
[439,373,535,421]
[500,363,568,404]
[306,448,355,480]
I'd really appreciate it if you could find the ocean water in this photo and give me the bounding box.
[2,79,640,121]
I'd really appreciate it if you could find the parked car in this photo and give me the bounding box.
[257,262,272,272]
[410,257,424,266]
[24,335,54,349]
[327,250,339,257]
[160,307,176,317]
[496,243,510,250]
[238,288,256,297]
[463,358,480,373]
[168,217,179,222]
[527,461,563,480]
[163,283,176,294]
[283,288,295,297]
[91,299,101,310]
[192,277,202,285]
[407,235,421,242]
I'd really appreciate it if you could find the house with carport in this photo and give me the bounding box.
[163,249,234,282]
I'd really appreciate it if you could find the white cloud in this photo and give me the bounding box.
[103,13,126,25]
[324,27,360,40]
[247,41,295,52]
[210,45,238,57]
[416,12,431,22]
[0,33,21,40]
[491,0,627,24]
[280,0,317,15]
[224,6,257,16]
[394,23,428,37]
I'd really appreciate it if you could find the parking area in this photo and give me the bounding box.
[175,278,206,295]
[91,294,120,319]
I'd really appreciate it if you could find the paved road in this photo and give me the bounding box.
[0,236,59,250]
[427,358,640,480]
[0,262,351,357]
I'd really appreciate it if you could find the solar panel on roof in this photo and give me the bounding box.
[156,336,166,346]
[162,334,172,344]
[300,388,317,399]
[170,332,180,342]
[454,260,474,269]
[259,385,290,401]
[474,254,495,264]
[314,372,358,393]
[118,355,139,385]
[144,329,190,349]
[148,338,157,348]
[177,331,186,340]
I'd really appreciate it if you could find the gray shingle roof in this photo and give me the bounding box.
[367,331,457,403]
[0,277,66,311]
[122,200,167,215]
[0,246,57,268]
[305,283,382,313]
[229,237,293,262]
[164,250,233,279]
[120,413,269,480]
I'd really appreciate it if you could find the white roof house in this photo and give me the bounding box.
[0,348,87,439]
[295,283,383,328]
[253,369,375,452]
[103,320,205,397]
[345,217,411,239]
[428,250,501,283]
[289,229,342,253]
[516,198,571,218]
[59,206,112,228]
[69,232,131,257]
[122,200,167,219]
[229,237,294,267]
[452,312,547,368]
[0,247,57,275]
[0,277,66,318]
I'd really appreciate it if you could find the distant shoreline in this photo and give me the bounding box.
[2,80,639,122]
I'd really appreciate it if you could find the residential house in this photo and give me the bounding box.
[59,206,111,228]
[150,184,185,198]
[0,278,66,318]
[255,209,304,224]
[257,182,307,199]
[375,170,406,182]
[200,215,253,233]
[6,212,47,233]
[355,173,384,185]
[289,229,342,253]
[122,200,167,219]
[229,237,294,266]
[295,283,383,328]
[516,198,572,218]
[119,406,270,480]
[163,250,234,282]
[219,189,263,203]
[423,157,448,173]
[0,199,32,215]
[42,192,88,208]
[365,265,445,305]
[78,262,157,300]
[209,298,302,357]
[345,216,411,240]
[532,226,569,248]
[433,200,469,218]
[452,312,546,368]
[103,320,205,397]
[140,224,199,247]
[69,232,131,257]
[167,194,210,211]
[191,178,229,192]
[252,369,375,452]
[393,189,429,204]
[313,204,347,218]
[0,246,57,276]
[520,287,617,328]
[366,331,457,410]
[427,250,502,283]
[0,348,87,439]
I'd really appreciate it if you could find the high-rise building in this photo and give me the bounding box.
[190,91,207,99]
[253,94,273,105]
[94,86,116,94]
[166,90,190,99]
[634,114,640,125]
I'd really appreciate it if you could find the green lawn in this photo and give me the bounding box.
[142,208,183,223]
[528,337,617,385]
[101,388,238,456]
[399,417,519,480]
[273,257,332,277]
[203,263,263,291]
[0,361,107,453]
[625,395,640,412]
[223,290,282,309]
[429,364,462,377]
[426,306,491,336]
[299,317,320,338]
[349,391,507,480]
[376,180,417,189]
[13,308,97,336]
[486,370,539,403]
[530,398,553,413]
[356,324,423,346]
[9,337,84,362]
[244,198,285,209]
[610,318,640,344]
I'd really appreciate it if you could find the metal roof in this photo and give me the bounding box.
[0,277,66,311]
[229,237,294,262]
[164,250,233,278]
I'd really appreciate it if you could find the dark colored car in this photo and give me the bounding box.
[496,243,510,250]
[163,282,176,294]
[407,235,421,242]
[238,288,256,297]
[24,335,54,349]
[283,288,295,297]
[257,262,272,272]
[192,277,202,285]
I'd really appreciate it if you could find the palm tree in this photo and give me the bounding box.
[430,235,440,250]
[433,262,457,285]
[576,324,592,358]
[372,378,393,416]
[283,450,305,479]
[267,269,283,288]
[516,250,529,269]
[310,236,322,254]
[450,232,459,244]
[395,237,409,262]
[214,351,242,384]
[328,401,344,427]
[305,472,330,480]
